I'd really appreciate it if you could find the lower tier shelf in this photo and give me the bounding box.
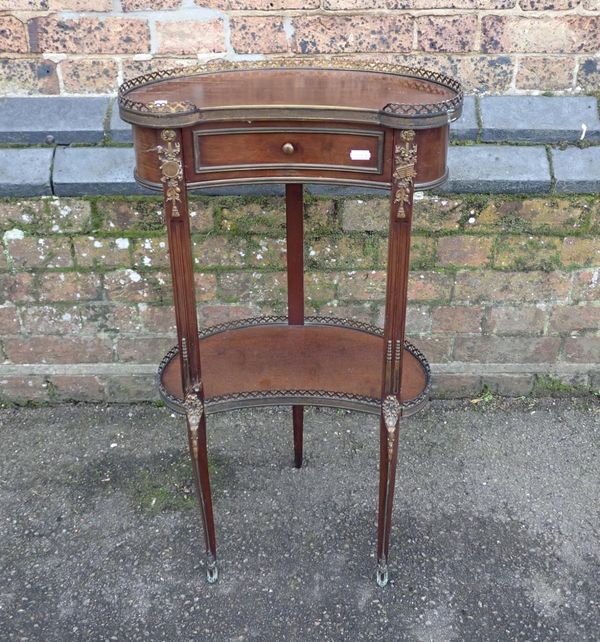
[157,316,430,416]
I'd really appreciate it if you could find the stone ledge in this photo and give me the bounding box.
[0,148,54,196]
[442,145,552,194]
[0,97,110,145]
[1,95,599,146]
[4,143,600,196]
[480,96,600,144]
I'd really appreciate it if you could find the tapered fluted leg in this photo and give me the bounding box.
[376,128,417,586]
[157,127,217,582]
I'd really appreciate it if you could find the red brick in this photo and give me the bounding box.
[0,17,28,54]
[487,305,546,335]
[437,236,493,268]
[7,237,72,269]
[28,16,150,54]
[200,0,319,7]
[192,236,247,269]
[131,238,170,269]
[0,273,35,304]
[105,374,156,402]
[560,237,600,268]
[454,271,571,304]
[482,16,600,54]
[519,0,576,8]
[0,304,19,334]
[38,272,100,303]
[484,374,535,397]
[60,58,119,94]
[199,304,259,327]
[494,237,561,272]
[431,305,484,334]
[377,304,431,334]
[0,59,59,95]
[122,0,179,8]
[0,1,47,8]
[477,199,591,234]
[336,270,387,301]
[571,269,600,302]
[577,58,600,92]
[139,304,176,333]
[324,0,386,6]
[121,57,199,83]
[5,336,113,364]
[193,273,217,302]
[564,337,600,363]
[156,20,225,55]
[48,0,112,8]
[430,374,482,399]
[321,303,376,325]
[390,0,515,7]
[516,57,574,91]
[116,336,175,363]
[0,376,49,404]
[341,198,388,232]
[47,375,106,402]
[413,197,466,233]
[104,269,172,303]
[416,15,478,53]
[103,304,142,333]
[231,17,287,54]
[454,337,561,363]
[408,271,454,302]
[549,305,600,334]
[292,15,413,54]
[21,304,84,334]
[74,237,131,268]
[219,271,285,302]
[310,237,373,270]
[407,337,453,363]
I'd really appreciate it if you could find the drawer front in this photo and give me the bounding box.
[192,127,384,176]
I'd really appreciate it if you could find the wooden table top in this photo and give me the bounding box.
[119,59,463,129]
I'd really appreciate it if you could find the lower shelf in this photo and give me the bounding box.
[157,316,430,416]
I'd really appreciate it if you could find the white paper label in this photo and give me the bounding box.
[350,149,371,161]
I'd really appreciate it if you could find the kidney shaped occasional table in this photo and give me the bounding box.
[118,60,463,587]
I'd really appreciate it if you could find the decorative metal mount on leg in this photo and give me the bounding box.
[184,383,219,584]
[378,395,402,587]
[392,130,417,220]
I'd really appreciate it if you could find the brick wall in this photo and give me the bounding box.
[1,195,598,404]
[1,2,599,95]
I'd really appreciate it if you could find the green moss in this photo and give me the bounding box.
[531,375,590,397]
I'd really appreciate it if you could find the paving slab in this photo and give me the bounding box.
[450,95,479,141]
[553,146,600,193]
[0,399,598,641]
[109,100,133,143]
[53,147,153,196]
[0,97,109,145]
[443,145,552,193]
[480,96,600,143]
[0,148,53,196]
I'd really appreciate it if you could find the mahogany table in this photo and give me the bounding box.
[118,60,462,587]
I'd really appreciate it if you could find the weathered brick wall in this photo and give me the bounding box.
[1,2,599,95]
[0,195,598,404]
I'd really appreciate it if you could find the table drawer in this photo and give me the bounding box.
[192,126,384,176]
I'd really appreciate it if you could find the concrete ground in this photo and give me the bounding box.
[0,397,598,642]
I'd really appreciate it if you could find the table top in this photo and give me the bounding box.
[119,59,463,130]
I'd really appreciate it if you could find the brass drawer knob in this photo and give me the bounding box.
[281,142,295,155]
